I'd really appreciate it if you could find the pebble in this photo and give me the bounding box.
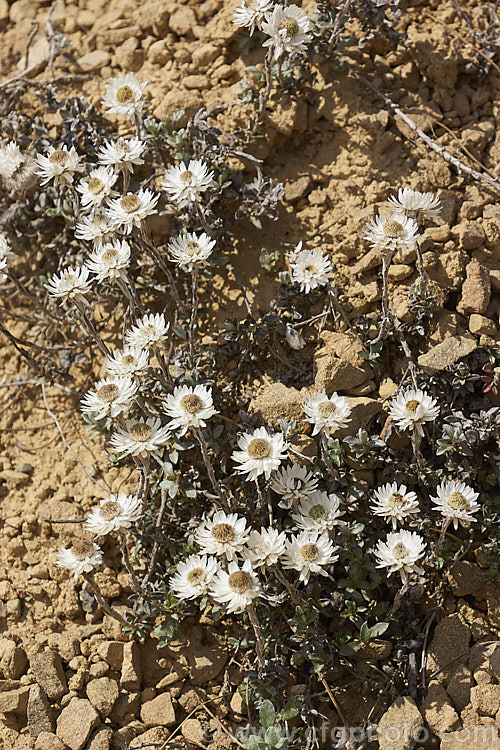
[284,175,313,204]
[0,469,31,486]
[140,692,176,727]
[0,685,30,713]
[457,260,491,314]
[77,50,110,72]
[56,697,99,750]
[0,638,28,679]
[86,677,119,718]
[469,313,496,336]
[31,651,68,701]
[34,732,67,750]
[27,684,55,738]
[169,7,196,36]
[417,334,477,372]
[120,642,142,691]
[377,696,424,750]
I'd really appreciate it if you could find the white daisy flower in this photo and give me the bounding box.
[233,0,274,34]
[242,527,287,568]
[281,530,337,584]
[125,312,170,349]
[388,188,441,221]
[195,510,250,562]
[270,464,319,506]
[77,166,118,213]
[162,159,215,205]
[0,141,37,190]
[209,558,261,614]
[232,426,289,482]
[374,530,426,584]
[431,480,480,530]
[262,4,311,59]
[81,376,137,420]
[169,554,218,600]
[110,417,170,457]
[56,540,103,581]
[292,491,345,533]
[302,390,352,436]
[163,384,218,435]
[362,212,421,252]
[35,145,84,186]
[371,483,420,529]
[168,231,216,271]
[105,189,159,234]
[75,213,115,246]
[97,137,146,173]
[45,265,92,305]
[0,258,7,282]
[85,240,131,283]
[85,493,142,536]
[291,247,332,293]
[388,388,440,437]
[102,72,147,120]
[105,347,150,377]
[0,141,23,178]
[0,233,15,262]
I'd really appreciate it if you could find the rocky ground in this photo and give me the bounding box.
[0,0,499,748]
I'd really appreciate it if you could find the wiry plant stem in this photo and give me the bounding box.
[195,427,229,509]
[257,49,273,123]
[84,573,127,625]
[247,603,266,676]
[189,266,199,366]
[370,248,394,344]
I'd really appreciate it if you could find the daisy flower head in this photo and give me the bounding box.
[35,145,83,186]
[75,213,115,246]
[81,376,137,420]
[371,483,419,529]
[388,188,441,221]
[195,510,250,561]
[105,347,149,377]
[262,4,312,60]
[169,554,218,601]
[110,417,170,457]
[102,72,147,120]
[362,212,420,252]
[292,491,345,533]
[125,312,170,349]
[232,426,289,482]
[0,233,15,263]
[0,141,23,179]
[163,384,218,435]
[0,258,7,282]
[77,166,118,213]
[85,493,142,536]
[168,231,216,271]
[56,539,103,581]
[374,530,426,584]
[290,247,332,294]
[45,265,92,305]
[97,137,146,173]
[233,0,274,35]
[270,464,319,506]
[281,530,337,584]
[302,390,351,436]
[85,240,131,283]
[105,189,159,234]
[0,141,36,190]
[431,480,480,529]
[162,159,215,205]
[388,388,440,437]
[242,527,287,568]
[209,558,261,614]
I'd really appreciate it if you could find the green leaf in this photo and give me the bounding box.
[280,696,301,721]
[259,700,276,730]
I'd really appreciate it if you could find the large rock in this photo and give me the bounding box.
[426,614,470,684]
[457,260,491,315]
[446,665,472,712]
[249,382,308,430]
[417,335,477,373]
[377,696,424,750]
[86,677,119,718]
[314,331,371,393]
[31,651,67,701]
[140,692,176,727]
[422,681,460,734]
[56,698,99,750]
[447,561,485,597]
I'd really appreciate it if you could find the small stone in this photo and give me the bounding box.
[469,642,496,674]
[77,50,109,72]
[0,685,29,713]
[35,733,67,750]
[457,260,491,315]
[284,176,313,203]
[130,728,170,748]
[377,696,424,750]
[183,74,209,90]
[86,677,119,718]
[426,614,470,683]
[388,263,413,280]
[447,561,484,597]
[0,638,28,679]
[192,43,219,67]
[96,641,123,669]
[289,434,318,465]
[181,718,205,747]
[15,462,34,474]
[417,335,477,373]
[169,7,196,36]
[470,683,500,716]
[249,382,307,431]
[31,651,67,701]
[469,313,496,336]
[446,665,472,712]
[28,685,54,737]
[314,331,371,393]
[422,681,460,734]
[56,697,99,750]
[114,39,144,72]
[353,640,392,661]
[140,692,176,727]
[452,221,486,250]
[0,469,30,485]
[148,40,171,65]
[230,690,246,715]
[190,648,227,686]
[339,397,381,438]
[441,730,500,750]
[121,642,142,691]
[488,644,500,678]
[86,727,113,750]
[0,0,8,27]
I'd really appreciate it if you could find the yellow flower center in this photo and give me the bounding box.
[247,438,271,459]
[278,18,299,37]
[121,195,141,213]
[180,394,204,414]
[97,383,120,403]
[384,220,404,238]
[392,542,408,560]
[228,570,253,593]
[186,567,206,585]
[180,169,194,184]
[49,150,69,166]
[116,85,135,104]
[99,500,122,520]
[211,523,236,543]
[309,504,328,521]
[72,540,94,560]
[405,399,420,414]
[300,543,319,562]
[122,354,137,367]
[129,423,153,442]
[184,241,200,257]
[304,264,318,275]
[102,248,119,264]
[317,401,337,419]
[87,177,105,195]
[448,492,467,510]
[388,493,404,508]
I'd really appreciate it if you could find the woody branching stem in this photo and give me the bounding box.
[371,248,395,345]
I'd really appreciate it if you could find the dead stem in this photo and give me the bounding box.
[370,248,394,345]
[257,49,273,123]
[84,573,127,625]
[194,427,229,509]
[119,531,140,595]
[188,266,199,366]
[254,477,273,526]
[247,602,266,676]
[141,486,169,589]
